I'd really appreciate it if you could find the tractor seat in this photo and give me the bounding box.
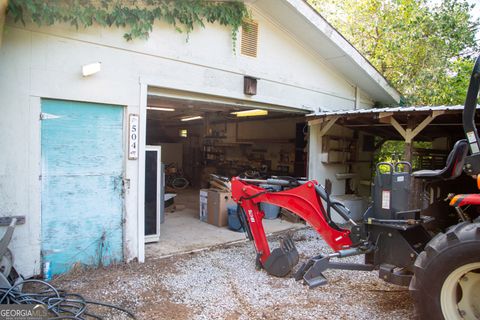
[412,139,468,180]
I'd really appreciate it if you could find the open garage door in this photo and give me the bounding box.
[143,89,309,259]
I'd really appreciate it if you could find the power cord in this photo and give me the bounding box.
[0,279,136,319]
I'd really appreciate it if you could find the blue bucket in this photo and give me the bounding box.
[259,184,282,219]
[227,205,244,232]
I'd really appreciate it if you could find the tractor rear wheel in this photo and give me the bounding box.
[410,222,480,320]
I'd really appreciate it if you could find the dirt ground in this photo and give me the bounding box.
[52,228,414,320]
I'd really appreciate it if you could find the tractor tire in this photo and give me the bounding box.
[410,222,480,320]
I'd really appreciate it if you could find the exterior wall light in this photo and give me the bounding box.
[82,62,101,77]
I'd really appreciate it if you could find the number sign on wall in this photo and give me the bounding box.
[128,114,139,160]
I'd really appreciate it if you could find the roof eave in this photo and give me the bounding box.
[255,0,401,105]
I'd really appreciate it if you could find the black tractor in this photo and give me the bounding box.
[232,56,480,320]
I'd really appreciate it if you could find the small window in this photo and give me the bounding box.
[179,129,188,138]
[241,19,258,58]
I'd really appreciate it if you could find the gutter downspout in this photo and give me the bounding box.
[0,0,7,47]
[354,86,360,110]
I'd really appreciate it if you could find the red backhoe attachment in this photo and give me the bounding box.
[231,177,374,284]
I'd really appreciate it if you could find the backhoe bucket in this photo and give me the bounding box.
[263,236,299,277]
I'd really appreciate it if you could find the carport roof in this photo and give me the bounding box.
[309,105,479,117]
[307,105,480,141]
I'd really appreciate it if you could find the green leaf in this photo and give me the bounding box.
[6,0,248,44]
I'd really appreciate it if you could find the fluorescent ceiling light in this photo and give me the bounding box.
[82,62,101,77]
[181,116,203,121]
[147,106,175,111]
[231,109,268,117]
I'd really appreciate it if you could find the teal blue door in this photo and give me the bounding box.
[41,99,124,276]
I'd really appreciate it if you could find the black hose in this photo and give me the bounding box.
[0,279,136,319]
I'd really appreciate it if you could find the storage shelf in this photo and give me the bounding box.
[321,135,357,164]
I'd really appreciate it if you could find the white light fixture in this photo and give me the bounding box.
[147,106,176,112]
[82,62,101,77]
[231,109,268,117]
[181,116,203,122]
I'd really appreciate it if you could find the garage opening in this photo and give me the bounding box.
[144,91,309,259]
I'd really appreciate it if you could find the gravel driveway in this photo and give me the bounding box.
[53,228,414,319]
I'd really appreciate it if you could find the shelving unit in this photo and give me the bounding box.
[203,137,226,164]
[203,137,253,164]
[321,135,357,164]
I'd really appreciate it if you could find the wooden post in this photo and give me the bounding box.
[403,117,415,163]
[404,142,413,163]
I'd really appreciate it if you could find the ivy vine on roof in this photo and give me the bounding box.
[7,0,249,43]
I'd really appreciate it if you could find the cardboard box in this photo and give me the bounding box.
[199,189,209,222]
[207,189,235,227]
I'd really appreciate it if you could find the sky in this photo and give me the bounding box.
[470,0,480,40]
[425,0,480,44]
[468,0,480,19]
[432,0,480,40]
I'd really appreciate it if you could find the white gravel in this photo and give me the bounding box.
[52,227,414,319]
[160,228,414,320]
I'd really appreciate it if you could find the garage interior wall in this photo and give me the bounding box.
[146,104,307,188]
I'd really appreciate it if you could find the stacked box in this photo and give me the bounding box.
[207,190,235,227]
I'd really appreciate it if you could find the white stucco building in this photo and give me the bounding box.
[0,0,400,277]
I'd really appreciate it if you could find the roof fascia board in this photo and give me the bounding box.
[282,0,401,104]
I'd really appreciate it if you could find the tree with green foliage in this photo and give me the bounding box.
[309,0,479,106]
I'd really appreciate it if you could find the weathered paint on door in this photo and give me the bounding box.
[41,99,124,276]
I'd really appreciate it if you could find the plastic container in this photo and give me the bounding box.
[330,194,367,223]
[259,184,282,219]
[227,205,244,232]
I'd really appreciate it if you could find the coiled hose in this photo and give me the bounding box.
[0,279,136,319]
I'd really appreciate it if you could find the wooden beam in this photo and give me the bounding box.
[319,116,339,136]
[386,116,407,140]
[403,111,443,143]
[432,110,446,118]
[407,115,434,142]
[378,115,391,123]
[378,112,393,119]
[307,118,325,126]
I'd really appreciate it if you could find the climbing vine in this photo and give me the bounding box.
[7,0,249,43]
